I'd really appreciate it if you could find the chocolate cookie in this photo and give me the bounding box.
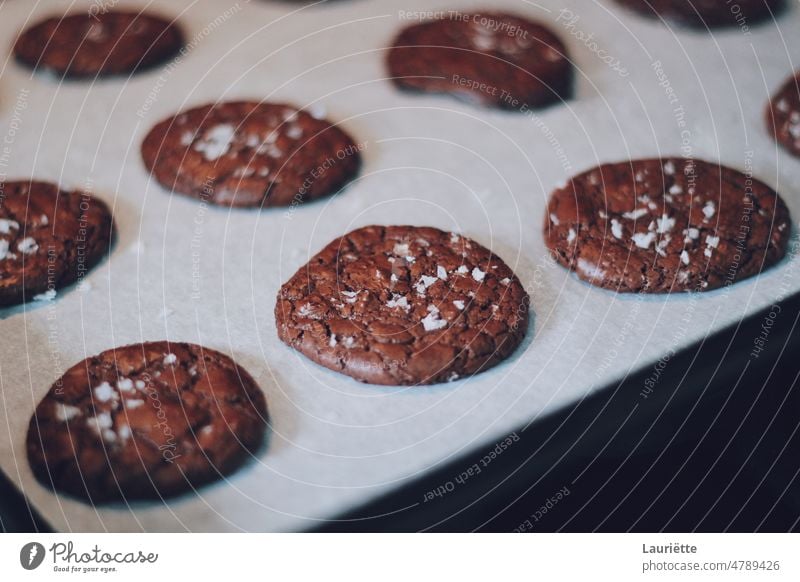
[14,11,184,78]
[141,101,362,208]
[275,226,529,385]
[387,12,571,110]
[27,342,267,503]
[613,0,785,29]
[0,181,113,306]
[766,71,800,158]
[545,158,791,293]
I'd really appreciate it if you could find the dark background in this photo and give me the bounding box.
[3,293,799,533]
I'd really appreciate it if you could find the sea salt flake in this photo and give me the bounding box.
[117,378,134,392]
[471,267,486,282]
[387,294,410,312]
[194,124,236,161]
[456,265,469,274]
[415,275,437,295]
[0,219,19,234]
[705,235,720,249]
[421,305,447,332]
[17,237,39,254]
[655,214,676,234]
[33,289,57,302]
[567,228,576,243]
[610,218,623,239]
[549,213,560,226]
[577,258,605,279]
[663,161,676,175]
[623,208,648,220]
[93,382,116,402]
[393,243,410,256]
[437,265,448,280]
[341,290,358,303]
[286,125,303,139]
[680,250,690,265]
[163,353,178,365]
[87,412,114,441]
[55,403,81,422]
[702,201,716,220]
[632,232,656,249]
[453,300,465,310]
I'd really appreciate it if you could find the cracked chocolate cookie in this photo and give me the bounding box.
[14,10,184,78]
[142,101,362,208]
[545,158,791,293]
[613,0,785,29]
[0,180,113,307]
[27,342,268,503]
[767,71,800,158]
[387,12,571,110]
[275,226,529,385]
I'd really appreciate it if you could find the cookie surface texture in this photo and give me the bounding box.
[275,225,530,385]
[142,101,362,207]
[0,180,113,306]
[544,158,791,293]
[14,11,184,78]
[387,12,571,110]
[27,342,268,502]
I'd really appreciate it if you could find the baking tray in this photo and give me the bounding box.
[0,0,798,532]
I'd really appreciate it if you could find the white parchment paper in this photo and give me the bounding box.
[0,0,798,531]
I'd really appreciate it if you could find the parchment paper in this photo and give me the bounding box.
[0,0,798,531]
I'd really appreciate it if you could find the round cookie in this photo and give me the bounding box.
[27,342,268,503]
[275,226,529,385]
[14,11,184,78]
[0,180,113,306]
[545,158,791,293]
[613,0,785,29]
[141,101,362,208]
[766,71,800,158]
[387,12,571,110]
